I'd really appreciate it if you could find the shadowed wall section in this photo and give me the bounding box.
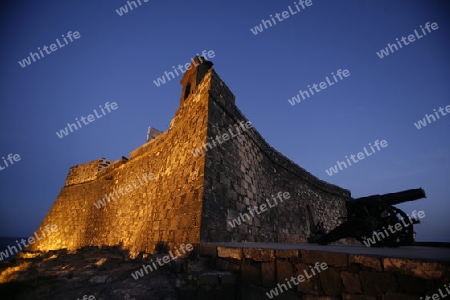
[201,69,350,243]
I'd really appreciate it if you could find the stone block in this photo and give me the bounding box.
[319,267,343,296]
[360,271,398,295]
[349,255,382,271]
[217,247,242,260]
[295,263,321,295]
[241,263,261,285]
[276,250,299,259]
[216,258,230,271]
[382,258,449,280]
[261,262,276,287]
[301,250,348,267]
[396,274,427,294]
[243,248,275,262]
[277,260,294,283]
[197,244,217,257]
[340,271,362,294]
[228,260,241,273]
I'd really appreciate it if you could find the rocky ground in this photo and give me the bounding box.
[0,246,237,300]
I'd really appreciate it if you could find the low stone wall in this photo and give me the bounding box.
[64,160,100,186]
[195,244,450,299]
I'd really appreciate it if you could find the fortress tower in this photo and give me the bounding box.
[28,57,351,255]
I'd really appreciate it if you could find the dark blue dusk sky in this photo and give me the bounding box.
[1,0,449,242]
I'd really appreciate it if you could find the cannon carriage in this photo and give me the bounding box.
[315,188,426,247]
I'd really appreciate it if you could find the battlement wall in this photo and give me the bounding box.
[64,158,112,186]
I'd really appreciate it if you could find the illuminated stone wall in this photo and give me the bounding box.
[28,65,212,256]
[64,160,100,186]
[29,59,351,255]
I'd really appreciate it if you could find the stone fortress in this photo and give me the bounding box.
[28,57,352,255]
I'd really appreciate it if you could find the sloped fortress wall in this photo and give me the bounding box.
[28,61,213,255]
[201,70,351,243]
[29,57,351,254]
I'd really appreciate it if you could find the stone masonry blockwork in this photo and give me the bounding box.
[28,58,351,255]
[201,69,350,243]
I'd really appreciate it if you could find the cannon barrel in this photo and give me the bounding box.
[379,188,426,205]
[349,188,426,206]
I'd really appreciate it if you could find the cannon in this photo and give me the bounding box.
[315,188,426,247]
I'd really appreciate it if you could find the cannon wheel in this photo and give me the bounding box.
[345,201,391,246]
[316,202,415,247]
[356,205,414,247]
[317,200,393,246]
[390,206,415,246]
